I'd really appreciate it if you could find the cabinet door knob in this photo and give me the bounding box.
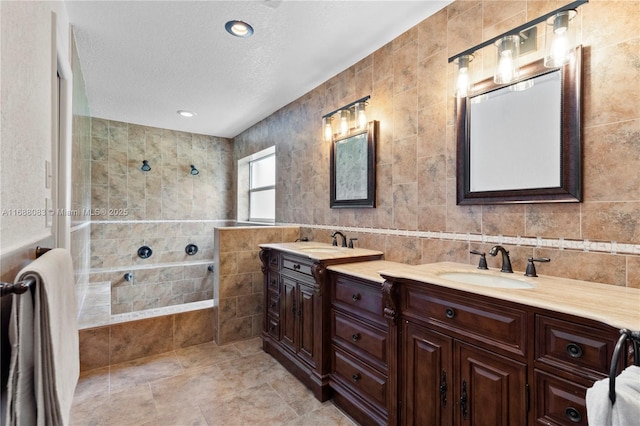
[269,324,275,331]
[270,302,276,308]
[271,279,277,286]
[445,308,455,319]
[566,343,583,358]
[352,293,361,302]
[565,407,582,423]
[352,373,361,382]
[351,333,361,342]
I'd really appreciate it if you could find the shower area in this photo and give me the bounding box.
[80,118,233,328]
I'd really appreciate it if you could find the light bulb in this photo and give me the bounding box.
[323,116,333,141]
[544,10,577,68]
[340,110,350,136]
[354,102,367,130]
[494,35,520,84]
[455,55,472,98]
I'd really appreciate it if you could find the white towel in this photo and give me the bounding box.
[4,248,79,426]
[586,365,640,426]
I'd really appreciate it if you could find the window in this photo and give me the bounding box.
[238,146,275,222]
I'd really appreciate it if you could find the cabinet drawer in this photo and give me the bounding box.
[269,251,280,270]
[282,255,313,276]
[334,276,383,318]
[267,291,279,317]
[535,369,588,426]
[267,315,280,340]
[405,286,527,355]
[333,346,387,407]
[536,315,618,378]
[332,311,387,366]
[267,272,280,292]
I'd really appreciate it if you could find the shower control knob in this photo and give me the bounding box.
[138,246,152,259]
[185,244,198,256]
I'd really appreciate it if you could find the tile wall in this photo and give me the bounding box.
[234,0,640,288]
[89,119,235,313]
[214,226,300,344]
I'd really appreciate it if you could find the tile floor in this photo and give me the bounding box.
[70,337,357,426]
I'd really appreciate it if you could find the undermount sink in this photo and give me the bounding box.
[438,272,535,289]
[297,246,345,253]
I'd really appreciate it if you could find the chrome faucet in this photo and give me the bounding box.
[489,245,513,273]
[331,231,347,247]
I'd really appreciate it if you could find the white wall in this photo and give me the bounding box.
[0,1,70,253]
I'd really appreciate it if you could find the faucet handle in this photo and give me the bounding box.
[332,237,338,246]
[470,250,488,270]
[525,257,551,277]
[348,238,358,249]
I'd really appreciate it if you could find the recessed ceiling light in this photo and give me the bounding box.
[225,20,254,38]
[177,110,196,118]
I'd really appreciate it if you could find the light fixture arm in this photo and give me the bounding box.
[322,95,370,120]
[448,0,587,63]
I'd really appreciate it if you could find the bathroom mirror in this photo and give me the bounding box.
[456,46,582,204]
[330,120,378,208]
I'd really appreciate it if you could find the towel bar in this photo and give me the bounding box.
[0,245,51,297]
[609,328,640,405]
[0,277,36,297]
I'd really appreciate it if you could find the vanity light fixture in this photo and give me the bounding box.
[448,0,587,90]
[354,101,368,131]
[339,109,350,137]
[322,116,333,142]
[177,110,196,118]
[544,10,578,68]
[141,160,151,172]
[455,54,473,98]
[494,35,520,84]
[225,20,254,38]
[321,95,370,142]
[190,164,199,176]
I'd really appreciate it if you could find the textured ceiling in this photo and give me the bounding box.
[65,1,452,138]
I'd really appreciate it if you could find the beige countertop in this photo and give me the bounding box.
[258,241,383,262]
[327,260,409,283]
[375,262,640,332]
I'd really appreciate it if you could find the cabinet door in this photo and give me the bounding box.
[455,343,527,426]
[281,276,297,353]
[403,322,453,426]
[298,284,316,366]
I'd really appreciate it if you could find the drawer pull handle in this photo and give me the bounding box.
[293,263,301,270]
[351,333,361,342]
[352,293,361,302]
[352,373,361,382]
[460,379,468,420]
[566,343,583,358]
[565,407,582,423]
[270,302,276,308]
[445,308,455,319]
[271,279,277,286]
[440,369,447,408]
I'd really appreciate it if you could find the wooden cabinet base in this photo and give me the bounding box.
[262,335,332,402]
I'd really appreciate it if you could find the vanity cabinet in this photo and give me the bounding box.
[259,246,383,402]
[329,271,396,426]
[380,270,628,426]
[399,283,528,426]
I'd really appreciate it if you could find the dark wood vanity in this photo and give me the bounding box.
[260,251,638,425]
[258,243,383,402]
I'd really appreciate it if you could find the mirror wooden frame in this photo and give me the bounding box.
[456,46,582,205]
[330,120,378,208]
